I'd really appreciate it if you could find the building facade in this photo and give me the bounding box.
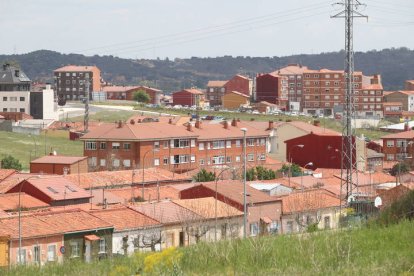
[30,84,58,120]
[103,85,161,104]
[172,88,204,107]
[221,91,250,110]
[255,73,288,108]
[80,119,268,172]
[381,130,414,161]
[384,91,414,112]
[206,75,251,107]
[0,63,31,114]
[54,65,101,101]
[405,80,414,91]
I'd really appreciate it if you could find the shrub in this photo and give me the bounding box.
[193,169,215,182]
[144,247,183,274]
[1,155,22,171]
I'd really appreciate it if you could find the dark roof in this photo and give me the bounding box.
[0,64,30,84]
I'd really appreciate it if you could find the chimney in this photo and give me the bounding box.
[187,123,193,131]
[231,118,237,127]
[137,119,142,123]
[268,120,274,130]
[168,118,173,124]
[195,120,202,129]
[15,70,20,77]
[313,120,321,127]
[117,120,123,128]
[130,119,135,125]
[223,120,229,129]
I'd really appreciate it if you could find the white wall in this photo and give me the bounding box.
[42,86,58,120]
[0,91,30,113]
[112,227,162,255]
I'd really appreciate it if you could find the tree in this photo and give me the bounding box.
[1,155,22,171]
[193,169,216,182]
[390,162,410,177]
[133,90,151,103]
[246,166,276,181]
[278,164,302,177]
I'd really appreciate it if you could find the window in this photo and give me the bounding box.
[268,221,279,234]
[325,74,331,79]
[66,80,70,84]
[100,142,106,149]
[324,216,331,229]
[71,242,80,257]
[100,159,106,167]
[163,141,169,149]
[17,248,26,264]
[199,159,205,165]
[191,155,195,163]
[47,245,56,261]
[212,156,225,164]
[88,157,97,167]
[112,142,120,149]
[113,159,120,167]
[154,158,160,166]
[259,153,266,160]
[199,142,204,150]
[123,143,131,150]
[173,139,189,148]
[247,154,254,161]
[226,141,231,148]
[10,108,17,112]
[212,140,225,149]
[325,81,330,86]
[163,157,169,165]
[19,108,25,113]
[99,238,106,253]
[154,141,160,151]
[85,141,97,150]
[33,245,40,264]
[179,155,189,163]
[10,97,17,101]
[247,139,254,146]
[236,140,241,147]
[386,154,394,161]
[236,156,241,162]
[226,156,231,163]
[2,97,7,101]
[123,159,131,167]
[191,139,196,147]
[286,221,294,233]
[260,138,266,145]
[19,97,25,101]
[386,140,394,147]
[250,222,259,236]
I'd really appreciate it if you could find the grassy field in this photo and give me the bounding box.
[3,220,414,275]
[0,131,83,171]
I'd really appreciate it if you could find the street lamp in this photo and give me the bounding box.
[28,134,37,158]
[131,169,136,204]
[288,144,304,187]
[141,149,154,200]
[301,162,313,192]
[214,166,235,242]
[240,127,247,238]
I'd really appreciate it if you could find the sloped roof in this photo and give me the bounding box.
[0,169,16,181]
[279,189,340,214]
[207,80,227,87]
[109,186,181,202]
[64,168,191,190]
[54,65,100,72]
[272,64,309,75]
[224,91,250,98]
[30,155,87,165]
[381,130,414,139]
[0,193,49,211]
[279,121,341,136]
[90,206,160,231]
[173,197,243,219]
[0,64,30,84]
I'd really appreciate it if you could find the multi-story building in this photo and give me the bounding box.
[405,80,414,91]
[384,90,414,112]
[272,64,309,111]
[30,83,58,120]
[0,63,31,114]
[302,69,383,118]
[54,65,101,101]
[206,75,251,106]
[255,72,288,108]
[381,130,414,162]
[172,88,204,107]
[80,118,268,172]
[103,85,161,104]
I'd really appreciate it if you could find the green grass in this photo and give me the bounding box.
[0,131,83,171]
[69,110,139,123]
[4,221,414,275]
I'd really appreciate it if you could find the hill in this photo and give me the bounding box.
[1,47,413,93]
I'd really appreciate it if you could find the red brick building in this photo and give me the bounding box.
[80,118,268,173]
[103,85,161,104]
[381,130,414,161]
[206,75,251,106]
[172,88,204,106]
[383,102,403,118]
[30,155,88,175]
[255,72,288,108]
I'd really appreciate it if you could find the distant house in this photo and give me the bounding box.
[103,85,161,104]
[221,91,250,110]
[249,183,293,196]
[255,73,288,107]
[384,91,414,112]
[0,192,49,212]
[7,176,91,206]
[253,101,280,114]
[405,80,414,91]
[30,155,88,175]
[207,75,251,106]
[172,88,204,106]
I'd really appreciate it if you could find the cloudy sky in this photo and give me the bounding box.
[0,0,413,59]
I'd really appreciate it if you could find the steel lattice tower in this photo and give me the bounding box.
[332,0,367,206]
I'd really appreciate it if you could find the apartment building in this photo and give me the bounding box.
[0,63,31,114]
[54,65,101,101]
[381,130,414,161]
[172,88,204,106]
[30,83,58,120]
[80,118,268,172]
[302,69,383,118]
[255,72,288,108]
[206,75,251,106]
[272,64,309,111]
[384,90,414,112]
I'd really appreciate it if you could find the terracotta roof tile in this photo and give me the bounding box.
[54,65,100,72]
[280,189,340,214]
[0,193,49,211]
[207,81,227,87]
[280,121,341,136]
[30,155,87,165]
[109,186,181,202]
[272,65,309,75]
[225,91,250,98]
[381,130,414,139]
[0,169,16,181]
[173,197,243,219]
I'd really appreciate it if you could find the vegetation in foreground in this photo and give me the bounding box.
[0,131,83,171]
[4,220,413,276]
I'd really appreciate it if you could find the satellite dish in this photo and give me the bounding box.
[347,195,356,203]
[374,196,382,208]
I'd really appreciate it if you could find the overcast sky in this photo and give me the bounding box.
[0,0,413,59]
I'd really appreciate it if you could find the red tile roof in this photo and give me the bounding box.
[225,91,250,98]
[109,186,181,202]
[90,206,160,231]
[0,169,16,181]
[280,121,341,136]
[64,168,191,190]
[54,65,100,72]
[279,189,340,214]
[173,197,242,219]
[30,155,87,165]
[0,193,49,211]
[207,81,227,87]
[381,130,414,139]
[272,64,309,75]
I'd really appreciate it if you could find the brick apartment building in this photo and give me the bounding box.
[206,75,252,106]
[384,90,414,112]
[302,69,383,117]
[272,64,309,111]
[172,88,204,106]
[80,118,268,172]
[381,130,414,161]
[0,63,31,114]
[54,65,101,101]
[30,155,88,175]
[103,85,161,104]
[255,72,288,108]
